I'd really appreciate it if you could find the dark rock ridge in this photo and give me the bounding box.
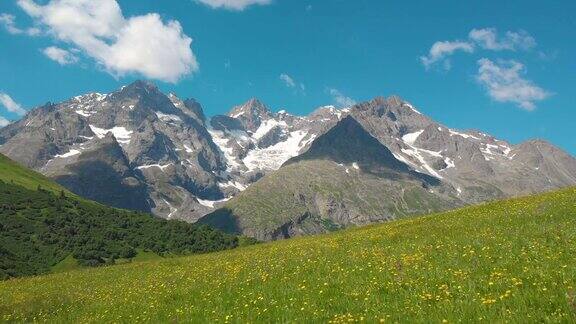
[286,116,439,186]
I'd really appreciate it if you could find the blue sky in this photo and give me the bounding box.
[0,0,575,154]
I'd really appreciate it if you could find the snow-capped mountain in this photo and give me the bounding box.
[0,81,227,220]
[348,97,576,203]
[207,99,341,175]
[1,80,575,224]
[200,96,576,240]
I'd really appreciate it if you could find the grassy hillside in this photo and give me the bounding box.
[1,187,575,322]
[0,154,241,279]
[201,159,459,241]
[0,153,69,194]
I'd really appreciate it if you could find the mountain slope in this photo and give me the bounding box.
[2,187,575,322]
[0,81,230,221]
[0,153,240,280]
[0,153,69,194]
[200,116,461,240]
[348,97,576,203]
[1,81,575,224]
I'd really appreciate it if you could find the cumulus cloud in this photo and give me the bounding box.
[43,46,78,65]
[196,0,271,10]
[0,13,40,35]
[420,40,474,70]
[17,0,198,83]
[476,58,550,110]
[0,93,26,116]
[328,88,356,108]
[469,28,536,51]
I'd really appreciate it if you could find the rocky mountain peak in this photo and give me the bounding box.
[110,80,166,106]
[229,98,270,118]
[124,79,159,93]
[228,98,272,132]
[307,105,349,122]
[386,95,403,106]
[287,116,414,176]
[167,93,206,124]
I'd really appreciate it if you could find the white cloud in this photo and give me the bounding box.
[0,13,21,34]
[469,28,536,51]
[421,28,537,70]
[279,73,296,87]
[0,93,27,116]
[196,0,271,10]
[420,41,474,70]
[17,0,198,83]
[328,88,356,108]
[0,116,10,127]
[280,73,305,92]
[0,13,40,35]
[43,46,78,65]
[476,58,550,110]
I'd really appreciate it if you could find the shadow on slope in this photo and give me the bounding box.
[285,115,440,186]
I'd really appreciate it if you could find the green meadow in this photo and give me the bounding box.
[1,187,575,323]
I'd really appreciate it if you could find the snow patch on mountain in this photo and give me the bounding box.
[197,197,231,208]
[55,149,81,158]
[230,111,245,118]
[402,130,424,146]
[161,198,177,219]
[207,128,241,170]
[75,110,94,117]
[253,119,287,140]
[479,143,514,161]
[243,130,311,171]
[136,163,173,171]
[401,146,444,179]
[183,144,194,153]
[403,103,422,115]
[89,125,133,144]
[71,93,110,117]
[218,180,247,191]
[449,129,480,140]
[156,112,182,123]
[168,93,184,109]
[443,157,456,169]
[392,152,418,169]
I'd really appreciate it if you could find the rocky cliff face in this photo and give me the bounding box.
[0,81,229,221]
[1,80,575,229]
[347,97,576,203]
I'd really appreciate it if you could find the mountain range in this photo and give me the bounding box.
[1,80,575,240]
